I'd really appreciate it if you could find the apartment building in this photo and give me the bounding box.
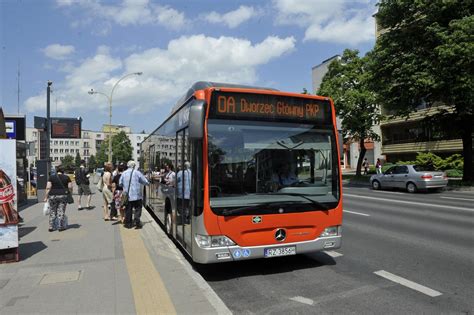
[26,125,148,167]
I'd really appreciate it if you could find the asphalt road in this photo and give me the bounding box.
[196,186,474,314]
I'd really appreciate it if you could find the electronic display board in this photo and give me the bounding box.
[209,91,332,124]
[51,118,81,139]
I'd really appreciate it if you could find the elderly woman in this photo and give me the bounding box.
[44,165,72,232]
[102,162,113,221]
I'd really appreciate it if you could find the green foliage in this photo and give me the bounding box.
[445,169,463,178]
[369,1,473,181]
[96,131,133,165]
[75,152,81,167]
[112,131,133,164]
[60,155,75,172]
[88,154,97,171]
[396,152,464,172]
[319,49,381,176]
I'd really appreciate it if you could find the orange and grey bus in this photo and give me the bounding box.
[141,82,342,263]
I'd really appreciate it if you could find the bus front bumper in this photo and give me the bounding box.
[192,235,342,264]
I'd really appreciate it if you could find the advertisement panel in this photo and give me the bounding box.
[0,140,19,250]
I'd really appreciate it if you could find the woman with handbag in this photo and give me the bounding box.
[102,163,114,221]
[43,165,73,232]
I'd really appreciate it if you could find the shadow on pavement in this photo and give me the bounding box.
[67,224,81,229]
[194,252,336,282]
[19,241,47,261]
[18,226,37,238]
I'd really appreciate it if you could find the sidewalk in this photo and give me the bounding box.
[0,186,230,314]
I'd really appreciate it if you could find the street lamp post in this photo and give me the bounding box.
[88,72,142,163]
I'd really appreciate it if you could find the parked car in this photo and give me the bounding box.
[370,164,448,193]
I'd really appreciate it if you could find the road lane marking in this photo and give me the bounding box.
[373,190,405,195]
[441,196,474,202]
[324,251,343,258]
[344,194,474,212]
[344,210,370,217]
[374,270,442,297]
[120,226,176,314]
[290,296,314,305]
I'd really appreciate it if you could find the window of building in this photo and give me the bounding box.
[60,149,64,153]
[65,141,69,146]
[60,141,63,145]
[54,141,58,145]
[54,149,58,153]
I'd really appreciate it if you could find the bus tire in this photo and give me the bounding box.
[165,211,172,235]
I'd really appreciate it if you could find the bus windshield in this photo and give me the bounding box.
[208,119,340,215]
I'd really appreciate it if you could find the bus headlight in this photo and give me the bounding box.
[195,234,236,248]
[320,226,340,237]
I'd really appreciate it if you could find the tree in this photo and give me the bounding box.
[368,1,473,181]
[61,155,75,172]
[318,49,380,176]
[97,131,134,166]
[88,154,97,171]
[112,131,133,164]
[75,152,81,168]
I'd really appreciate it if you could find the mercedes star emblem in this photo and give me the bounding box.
[275,229,286,242]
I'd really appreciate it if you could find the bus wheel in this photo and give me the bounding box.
[165,211,172,235]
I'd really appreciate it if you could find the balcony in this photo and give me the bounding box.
[382,139,463,154]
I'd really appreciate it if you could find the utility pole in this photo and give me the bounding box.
[46,81,52,163]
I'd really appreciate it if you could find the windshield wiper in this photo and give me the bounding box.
[221,201,305,216]
[267,192,330,210]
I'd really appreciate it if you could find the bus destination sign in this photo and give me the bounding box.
[210,91,332,123]
[51,118,82,139]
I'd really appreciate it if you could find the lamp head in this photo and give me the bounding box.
[88,89,95,95]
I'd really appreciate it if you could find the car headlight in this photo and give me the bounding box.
[195,234,236,248]
[320,226,340,237]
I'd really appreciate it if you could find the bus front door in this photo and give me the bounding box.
[176,128,192,251]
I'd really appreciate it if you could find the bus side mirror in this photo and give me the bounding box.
[189,100,206,139]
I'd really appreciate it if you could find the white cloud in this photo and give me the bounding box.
[56,0,188,30]
[273,0,375,45]
[42,44,75,60]
[203,6,258,28]
[25,35,295,114]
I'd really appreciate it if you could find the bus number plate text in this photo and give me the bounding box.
[264,246,296,258]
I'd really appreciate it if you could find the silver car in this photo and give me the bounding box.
[370,165,448,193]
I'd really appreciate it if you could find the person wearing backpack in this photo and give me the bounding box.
[75,160,93,210]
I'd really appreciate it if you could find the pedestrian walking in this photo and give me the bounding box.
[363,158,369,175]
[376,158,382,174]
[102,162,113,221]
[119,160,149,229]
[44,165,72,232]
[75,159,93,210]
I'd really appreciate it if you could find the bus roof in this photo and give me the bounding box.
[170,81,279,115]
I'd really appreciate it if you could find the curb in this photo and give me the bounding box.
[142,210,232,315]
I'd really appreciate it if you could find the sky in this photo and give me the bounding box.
[1,0,377,134]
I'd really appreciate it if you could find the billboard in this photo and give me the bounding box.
[4,115,26,141]
[51,117,82,139]
[0,140,19,249]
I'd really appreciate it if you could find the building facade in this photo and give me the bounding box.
[26,125,148,168]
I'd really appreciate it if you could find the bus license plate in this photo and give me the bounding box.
[264,246,296,258]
